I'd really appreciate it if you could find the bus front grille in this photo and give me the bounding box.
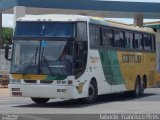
[24,80,37,83]
[23,80,53,84]
[40,80,53,84]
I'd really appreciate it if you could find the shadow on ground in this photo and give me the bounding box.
[15,92,157,108]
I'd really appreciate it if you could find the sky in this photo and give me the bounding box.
[106,0,160,2]
[2,0,160,27]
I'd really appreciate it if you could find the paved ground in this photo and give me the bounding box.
[0,88,160,114]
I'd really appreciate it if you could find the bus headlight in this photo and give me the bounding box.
[56,80,72,85]
[57,80,67,85]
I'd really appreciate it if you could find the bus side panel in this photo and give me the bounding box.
[98,49,127,93]
[143,52,156,87]
[74,49,112,97]
[88,50,112,95]
[117,51,156,91]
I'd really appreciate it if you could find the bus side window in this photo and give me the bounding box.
[134,33,143,50]
[144,34,152,50]
[89,25,101,47]
[125,32,134,49]
[95,27,101,46]
[75,41,88,78]
[89,25,96,47]
[114,30,125,48]
[151,35,156,51]
[120,31,125,48]
[114,29,121,48]
[102,28,114,47]
[77,22,87,41]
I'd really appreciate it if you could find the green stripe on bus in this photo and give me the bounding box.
[99,49,124,85]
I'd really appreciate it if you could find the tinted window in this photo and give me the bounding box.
[89,25,101,47]
[125,32,133,49]
[77,22,87,41]
[134,33,143,49]
[15,22,75,37]
[96,27,101,46]
[102,28,114,47]
[151,35,156,51]
[89,26,96,46]
[114,30,125,48]
[120,31,125,48]
[144,34,152,50]
[114,30,120,47]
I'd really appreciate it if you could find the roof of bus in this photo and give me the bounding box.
[90,17,155,34]
[17,14,155,34]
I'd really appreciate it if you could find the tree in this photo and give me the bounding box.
[2,27,13,45]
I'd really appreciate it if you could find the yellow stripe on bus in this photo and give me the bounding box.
[11,74,47,80]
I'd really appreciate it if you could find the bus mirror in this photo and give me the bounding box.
[5,45,12,61]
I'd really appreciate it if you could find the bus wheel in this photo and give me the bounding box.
[141,76,146,95]
[81,80,98,104]
[133,77,141,97]
[31,98,50,104]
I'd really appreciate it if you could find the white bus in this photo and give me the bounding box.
[5,14,156,104]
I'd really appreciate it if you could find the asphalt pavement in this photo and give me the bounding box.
[0,88,160,114]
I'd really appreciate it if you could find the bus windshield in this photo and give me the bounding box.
[11,40,73,75]
[14,22,75,37]
[11,21,88,77]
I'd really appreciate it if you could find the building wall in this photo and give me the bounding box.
[0,49,10,75]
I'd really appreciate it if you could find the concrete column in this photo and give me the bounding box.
[14,6,25,28]
[134,13,143,27]
[0,13,2,48]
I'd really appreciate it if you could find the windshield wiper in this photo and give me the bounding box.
[23,46,39,75]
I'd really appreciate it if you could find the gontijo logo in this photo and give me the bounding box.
[122,54,142,63]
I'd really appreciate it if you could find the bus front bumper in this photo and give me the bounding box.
[8,84,76,99]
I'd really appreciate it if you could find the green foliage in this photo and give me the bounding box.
[2,27,13,44]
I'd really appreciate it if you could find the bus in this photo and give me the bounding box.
[5,14,156,104]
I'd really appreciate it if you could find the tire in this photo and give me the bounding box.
[133,77,141,97]
[81,80,98,104]
[140,79,144,95]
[31,98,50,104]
